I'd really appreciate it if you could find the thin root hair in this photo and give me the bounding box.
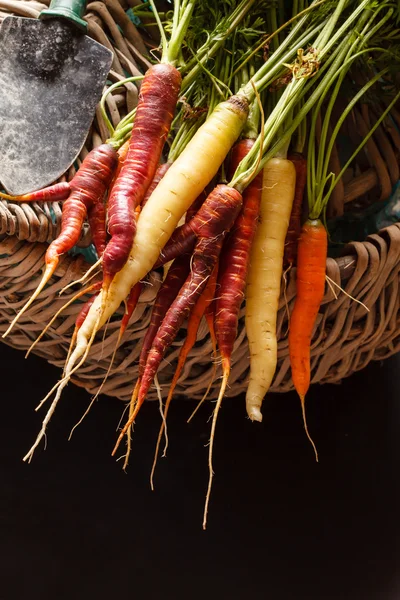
[325,275,369,312]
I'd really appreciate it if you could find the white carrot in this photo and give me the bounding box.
[245,158,296,422]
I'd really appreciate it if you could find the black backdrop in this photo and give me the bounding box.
[1,343,399,600]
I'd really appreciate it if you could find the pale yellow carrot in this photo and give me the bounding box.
[245,158,296,422]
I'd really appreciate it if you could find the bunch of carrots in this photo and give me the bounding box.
[2,0,399,527]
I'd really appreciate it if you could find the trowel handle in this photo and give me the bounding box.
[40,0,88,32]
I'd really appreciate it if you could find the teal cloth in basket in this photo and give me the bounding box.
[328,181,400,255]
[68,244,99,264]
[47,203,99,264]
[327,115,400,253]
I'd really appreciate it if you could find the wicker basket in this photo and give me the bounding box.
[0,0,399,402]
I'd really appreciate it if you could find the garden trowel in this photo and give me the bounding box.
[0,0,113,195]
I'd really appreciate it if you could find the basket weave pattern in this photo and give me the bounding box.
[0,0,399,402]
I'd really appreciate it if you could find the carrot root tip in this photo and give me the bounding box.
[299,394,319,463]
[3,260,58,339]
[247,406,263,423]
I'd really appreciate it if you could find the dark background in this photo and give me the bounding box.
[1,343,399,600]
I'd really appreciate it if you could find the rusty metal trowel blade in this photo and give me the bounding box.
[0,16,113,195]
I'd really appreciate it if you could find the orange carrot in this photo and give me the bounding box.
[288,218,327,460]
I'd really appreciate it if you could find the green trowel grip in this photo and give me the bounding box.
[40,0,88,32]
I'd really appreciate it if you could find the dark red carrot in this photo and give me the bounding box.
[153,190,208,268]
[57,144,117,260]
[284,152,307,268]
[205,286,217,333]
[102,64,182,289]
[185,189,208,222]
[141,243,222,393]
[87,141,130,259]
[119,253,192,453]
[3,144,118,337]
[215,139,262,365]
[141,185,242,398]
[203,222,219,356]
[139,253,191,379]
[141,162,171,209]
[154,222,197,268]
[0,181,71,203]
[65,289,101,371]
[150,265,218,488]
[112,140,130,189]
[87,281,144,415]
[202,139,262,530]
[186,266,220,425]
[204,289,218,363]
[88,198,107,257]
[112,184,243,454]
[120,282,143,337]
[75,292,100,329]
